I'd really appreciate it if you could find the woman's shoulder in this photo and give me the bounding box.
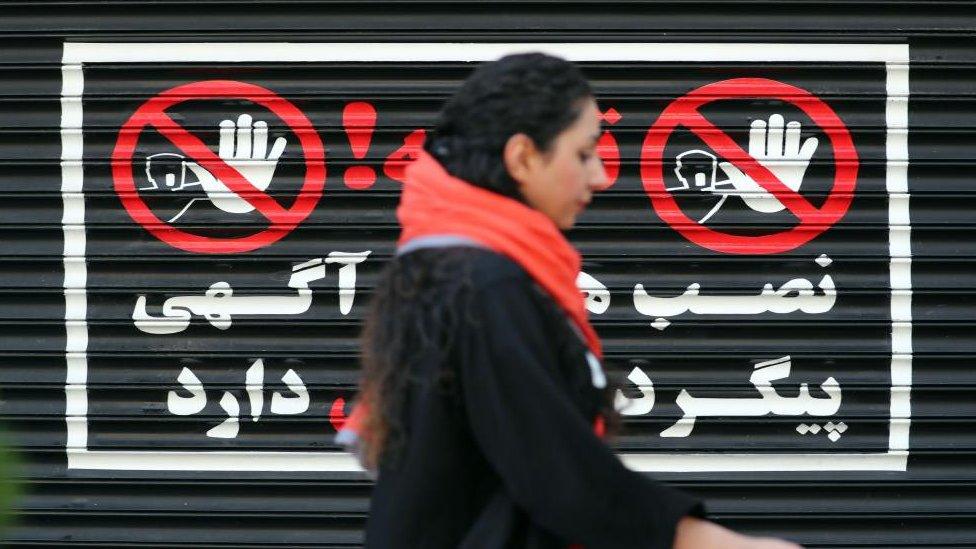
[464,248,532,288]
[400,245,532,290]
[451,249,564,324]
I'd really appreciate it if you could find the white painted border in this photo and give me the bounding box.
[68,449,363,472]
[62,41,910,472]
[66,449,910,472]
[63,42,909,64]
[885,59,913,455]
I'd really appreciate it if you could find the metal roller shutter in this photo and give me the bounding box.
[0,2,973,547]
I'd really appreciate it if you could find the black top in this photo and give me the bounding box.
[365,248,705,548]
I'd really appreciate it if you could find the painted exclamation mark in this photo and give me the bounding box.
[343,101,377,190]
[329,396,348,431]
[596,107,621,190]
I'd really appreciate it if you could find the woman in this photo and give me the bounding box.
[340,53,800,549]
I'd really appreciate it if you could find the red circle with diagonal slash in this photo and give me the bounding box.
[113,80,325,254]
[641,77,858,255]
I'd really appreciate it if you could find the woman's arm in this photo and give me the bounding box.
[674,517,801,549]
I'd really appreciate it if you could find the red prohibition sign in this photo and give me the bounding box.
[113,80,326,254]
[641,77,858,255]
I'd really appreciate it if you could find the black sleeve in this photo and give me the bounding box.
[455,275,706,549]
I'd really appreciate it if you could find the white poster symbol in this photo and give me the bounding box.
[670,114,819,223]
[141,113,288,222]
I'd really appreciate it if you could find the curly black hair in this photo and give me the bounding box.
[423,52,594,201]
[357,53,599,470]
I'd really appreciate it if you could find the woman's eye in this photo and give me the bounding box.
[579,152,592,162]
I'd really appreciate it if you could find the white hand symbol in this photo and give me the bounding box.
[718,114,818,214]
[182,114,287,215]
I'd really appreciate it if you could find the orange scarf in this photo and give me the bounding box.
[340,150,604,444]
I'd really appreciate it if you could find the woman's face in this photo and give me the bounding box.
[508,97,608,230]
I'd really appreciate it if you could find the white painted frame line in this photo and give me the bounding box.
[62,41,910,472]
[63,42,909,64]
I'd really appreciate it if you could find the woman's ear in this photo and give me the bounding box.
[503,133,538,185]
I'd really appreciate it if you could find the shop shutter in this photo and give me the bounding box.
[0,3,973,547]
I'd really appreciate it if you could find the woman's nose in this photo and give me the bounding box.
[589,158,609,190]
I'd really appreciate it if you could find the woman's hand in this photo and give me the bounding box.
[673,516,802,549]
